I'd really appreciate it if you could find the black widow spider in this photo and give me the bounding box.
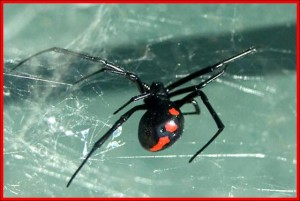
[12,46,256,187]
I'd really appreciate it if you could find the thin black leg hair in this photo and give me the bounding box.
[12,47,149,93]
[66,104,146,187]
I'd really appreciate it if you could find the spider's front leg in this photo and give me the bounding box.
[166,47,256,92]
[12,47,150,93]
[66,104,146,187]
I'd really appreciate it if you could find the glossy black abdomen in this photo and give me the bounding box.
[138,106,184,152]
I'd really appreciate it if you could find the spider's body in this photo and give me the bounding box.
[133,82,184,151]
[138,102,184,152]
[12,46,256,187]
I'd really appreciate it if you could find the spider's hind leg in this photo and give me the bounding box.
[176,90,224,163]
[180,99,201,115]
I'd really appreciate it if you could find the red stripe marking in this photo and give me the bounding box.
[169,108,179,116]
[150,136,170,152]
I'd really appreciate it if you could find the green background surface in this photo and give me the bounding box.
[4,4,296,197]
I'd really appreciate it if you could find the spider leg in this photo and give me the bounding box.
[181,99,200,115]
[74,68,149,94]
[166,47,256,92]
[175,90,224,163]
[113,93,151,115]
[12,47,149,93]
[169,67,225,97]
[66,104,146,187]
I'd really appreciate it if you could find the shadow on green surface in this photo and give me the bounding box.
[4,23,296,105]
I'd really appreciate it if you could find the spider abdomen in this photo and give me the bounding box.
[138,106,184,152]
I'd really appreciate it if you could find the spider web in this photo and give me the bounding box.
[4,4,296,197]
